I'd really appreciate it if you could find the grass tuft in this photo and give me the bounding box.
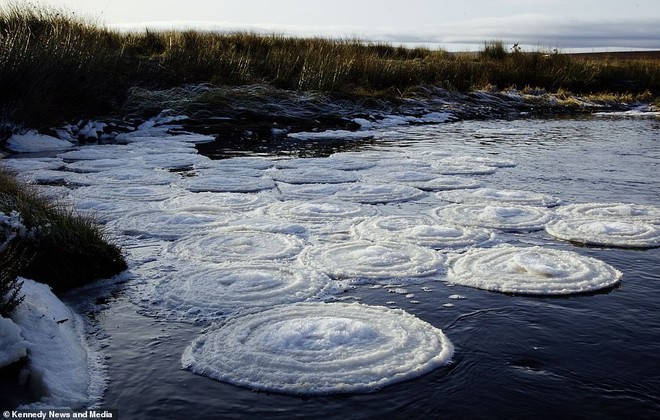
[0,168,126,293]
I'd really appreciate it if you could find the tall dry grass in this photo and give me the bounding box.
[0,4,658,127]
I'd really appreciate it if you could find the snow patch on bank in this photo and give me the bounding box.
[6,131,74,153]
[10,279,105,409]
[0,316,27,368]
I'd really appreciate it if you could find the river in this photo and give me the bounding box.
[19,114,660,418]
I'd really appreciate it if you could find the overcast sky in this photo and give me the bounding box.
[9,0,660,51]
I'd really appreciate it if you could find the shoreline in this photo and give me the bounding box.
[1,6,659,131]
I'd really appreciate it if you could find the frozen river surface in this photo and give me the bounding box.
[9,115,660,418]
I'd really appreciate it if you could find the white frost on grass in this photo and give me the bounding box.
[169,229,306,263]
[546,218,660,249]
[447,246,622,295]
[351,215,494,250]
[181,302,453,395]
[11,279,105,409]
[299,240,445,282]
[6,131,74,153]
[437,188,561,207]
[434,204,553,232]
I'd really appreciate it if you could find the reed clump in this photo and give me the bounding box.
[0,168,126,294]
[1,4,659,128]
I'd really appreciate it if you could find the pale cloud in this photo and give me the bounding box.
[110,14,660,51]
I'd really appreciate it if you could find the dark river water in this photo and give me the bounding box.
[78,116,659,419]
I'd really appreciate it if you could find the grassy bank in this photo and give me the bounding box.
[0,168,126,306]
[0,5,658,128]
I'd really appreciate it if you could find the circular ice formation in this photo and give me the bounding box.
[71,184,184,202]
[160,192,273,213]
[545,218,660,248]
[221,217,308,236]
[323,155,377,171]
[275,183,342,201]
[437,188,561,207]
[554,202,660,223]
[299,240,445,281]
[269,168,359,184]
[274,156,375,171]
[334,183,426,204]
[400,176,483,192]
[196,156,274,171]
[447,246,622,295]
[142,153,209,170]
[182,175,275,193]
[58,145,130,161]
[73,198,144,224]
[170,230,305,263]
[193,166,266,178]
[181,302,454,395]
[65,158,137,173]
[434,204,552,232]
[351,216,493,249]
[97,167,176,186]
[1,157,64,172]
[107,209,228,240]
[155,263,335,316]
[431,162,497,175]
[372,170,437,183]
[264,201,378,225]
[438,155,516,168]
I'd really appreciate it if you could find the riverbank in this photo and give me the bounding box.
[1,4,658,131]
[0,167,126,293]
